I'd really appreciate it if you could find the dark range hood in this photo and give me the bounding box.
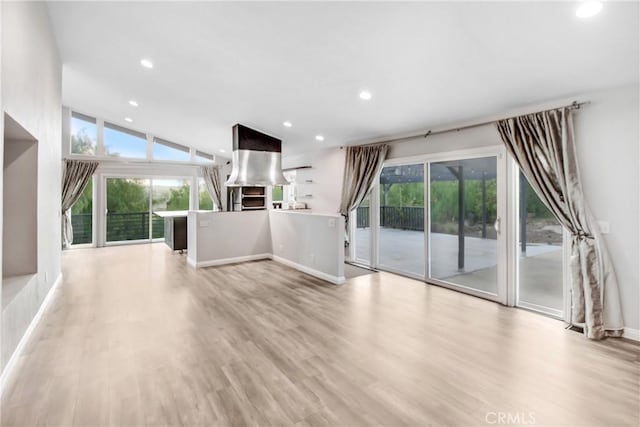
[225,124,289,187]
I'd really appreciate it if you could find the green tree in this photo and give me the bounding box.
[71,129,96,155]
[166,185,190,210]
[107,179,148,212]
[199,190,214,210]
[71,180,93,214]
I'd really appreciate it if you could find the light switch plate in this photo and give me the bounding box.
[597,220,610,234]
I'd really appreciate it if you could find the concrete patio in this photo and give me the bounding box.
[355,228,563,312]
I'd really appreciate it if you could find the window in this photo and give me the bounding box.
[69,111,212,164]
[152,179,191,238]
[104,123,147,159]
[198,178,215,210]
[106,177,192,242]
[106,178,151,242]
[71,179,93,244]
[272,170,296,202]
[195,150,214,163]
[153,138,190,162]
[70,112,97,155]
[272,186,284,201]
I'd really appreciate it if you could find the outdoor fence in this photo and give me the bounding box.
[71,212,165,244]
[356,206,425,231]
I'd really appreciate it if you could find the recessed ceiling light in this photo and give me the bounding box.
[129,100,139,107]
[219,149,226,153]
[315,135,324,142]
[140,58,154,69]
[576,1,602,18]
[359,91,372,100]
[283,121,293,128]
[124,117,133,123]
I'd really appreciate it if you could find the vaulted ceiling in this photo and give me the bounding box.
[47,1,639,157]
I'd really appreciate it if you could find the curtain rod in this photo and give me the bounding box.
[340,100,589,149]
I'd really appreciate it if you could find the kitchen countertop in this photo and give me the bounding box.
[154,210,189,218]
[269,209,341,218]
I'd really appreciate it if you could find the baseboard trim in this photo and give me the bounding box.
[623,327,640,341]
[272,255,345,285]
[186,257,197,268]
[193,253,271,268]
[0,273,63,396]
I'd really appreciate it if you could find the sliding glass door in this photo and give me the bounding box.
[353,193,372,265]
[105,176,191,244]
[429,156,500,298]
[378,163,425,278]
[151,178,191,238]
[349,148,565,315]
[516,171,564,317]
[351,149,507,303]
[106,178,151,242]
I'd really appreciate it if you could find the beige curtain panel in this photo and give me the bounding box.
[338,144,389,241]
[61,159,99,248]
[201,165,224,211]
[496,108,623,340]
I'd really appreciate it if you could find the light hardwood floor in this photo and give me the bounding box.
[1,243,638,426]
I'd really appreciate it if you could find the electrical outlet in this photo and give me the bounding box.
[199,220,209,227]
[44,272,48,283]
[279,244,283,252]
[328,218,336,228]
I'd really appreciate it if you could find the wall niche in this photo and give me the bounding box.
[3,113,38,280]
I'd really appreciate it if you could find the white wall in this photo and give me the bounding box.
[270,210,344,283]
[188,210,345,284]
[283,148,345,214]
[386,122,499,159]
[573,85,639,331]
[0,0,4,372]
[187,210,271,266]
[1,1,62,371]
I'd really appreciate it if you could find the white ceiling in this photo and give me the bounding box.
[47,1,639,157]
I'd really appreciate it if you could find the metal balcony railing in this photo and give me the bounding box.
[356,206,425,231]
[71,212,165,244]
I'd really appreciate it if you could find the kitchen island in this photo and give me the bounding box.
[187,209,345,284]
[154,210,189,253]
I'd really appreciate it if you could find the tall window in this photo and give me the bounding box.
[104,123,147,159]
[153,138,190,162]
[70,112,97,155]
[198,178,215,210]
[70,178,93,244]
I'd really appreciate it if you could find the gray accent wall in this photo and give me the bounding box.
[1,1,62,373]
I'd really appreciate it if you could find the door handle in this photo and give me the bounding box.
[494,217,501,234]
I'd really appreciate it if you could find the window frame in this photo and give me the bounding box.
[66,109,218,166]
[103,122,149,160]
[153,137,191,162]
[70,111,99,156]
